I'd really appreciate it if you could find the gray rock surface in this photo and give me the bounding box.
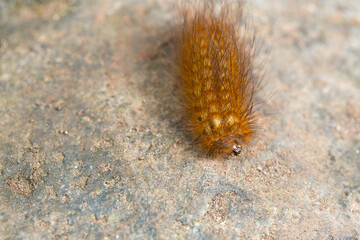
[0,0,359,239]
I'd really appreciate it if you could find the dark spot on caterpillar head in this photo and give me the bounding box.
[232,144,242,156]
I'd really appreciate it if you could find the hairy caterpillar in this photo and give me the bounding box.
[175,0,261,157]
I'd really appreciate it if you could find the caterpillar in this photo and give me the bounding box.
[175,0,261,158]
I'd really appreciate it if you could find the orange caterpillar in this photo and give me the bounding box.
[175,0,260,157]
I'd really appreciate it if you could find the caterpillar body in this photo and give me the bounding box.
[175,0,260,158]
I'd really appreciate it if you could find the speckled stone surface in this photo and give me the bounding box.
[0,0,359,239]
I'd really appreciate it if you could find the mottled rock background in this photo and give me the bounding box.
[0,0,359,239]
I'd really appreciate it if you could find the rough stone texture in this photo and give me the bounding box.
[0,0,359,239]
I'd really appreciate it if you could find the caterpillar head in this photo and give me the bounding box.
[209,134,247,157]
